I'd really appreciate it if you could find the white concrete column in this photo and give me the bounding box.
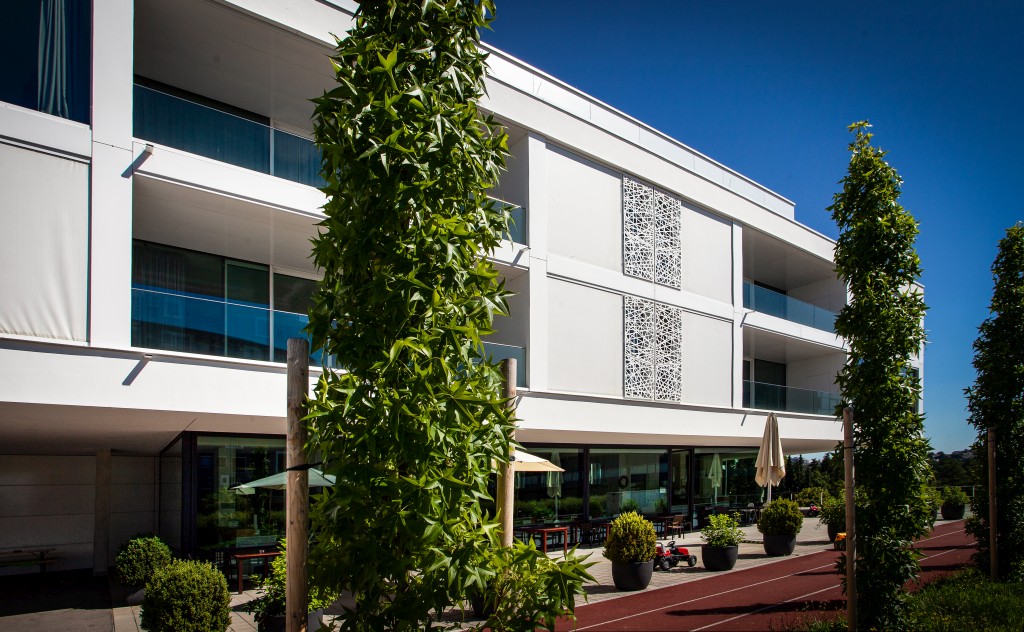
[93,449,112,576]
[88,0,135,348]
[525,133,549,392]
[731,222,745,409]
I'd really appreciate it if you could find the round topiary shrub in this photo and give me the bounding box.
[603,511,656,563]
[757,499,804,536]
[115,534,173,587]
[140,560,231,632]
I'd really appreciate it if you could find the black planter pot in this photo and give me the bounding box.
[826,524,840,543]
[611,560,654,591]
[701,545,738,571]
[941,504,965,520]
[762,534,796,556]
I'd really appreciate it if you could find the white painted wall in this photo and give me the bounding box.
[0,143,89,342]
[547,279,623,397]
[110,456,158,564]
[789,277,846,312]
[158,455,182,552]
[0,456,96,574]
[488,272,529,349]
[681,313,733,406]
[787,353,845,393]
[491,133,530,210]
[681,202,733,304]
[545,145,622,272]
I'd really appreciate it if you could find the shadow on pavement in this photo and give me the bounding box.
[0,569,111,632]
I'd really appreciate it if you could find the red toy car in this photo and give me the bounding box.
[654,540,697,570]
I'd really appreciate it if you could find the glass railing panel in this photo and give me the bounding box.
[133,84,321,188]
[742,282,837,332]
[481,342,527,387]
[742,380,840,416]
[272,129,321,188]
[132,287,332,367]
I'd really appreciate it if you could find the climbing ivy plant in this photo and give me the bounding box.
[829,122,930,630]
[966,223,1024,582]
[304,1,589,629]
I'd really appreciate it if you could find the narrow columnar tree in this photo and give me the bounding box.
[305,1,515,628]
[829,122,930,630]
[966,223,1024,582]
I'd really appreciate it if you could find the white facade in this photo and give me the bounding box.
[0,0,919,574]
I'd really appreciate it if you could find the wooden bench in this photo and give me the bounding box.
[0,548,58,573]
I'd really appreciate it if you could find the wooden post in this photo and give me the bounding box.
[843,407,856,632]
[988,427,997,580]
[497,358,517,547]
[286,339,310,632]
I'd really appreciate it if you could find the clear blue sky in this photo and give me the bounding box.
[483,0,1023,454]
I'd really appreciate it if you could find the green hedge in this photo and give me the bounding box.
[140,560,231,632]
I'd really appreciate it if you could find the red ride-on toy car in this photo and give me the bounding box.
[654,540,697,571]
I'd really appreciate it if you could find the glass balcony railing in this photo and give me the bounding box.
[743,282,837,332]
[742,380,840,416]
[131,286,335,367]
[133,84,322,188]
[481,341,527,387]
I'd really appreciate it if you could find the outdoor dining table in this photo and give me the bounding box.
[514,525,568,554]
[230,550,281,594]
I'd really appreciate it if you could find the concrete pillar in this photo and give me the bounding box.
[94,449,112,576]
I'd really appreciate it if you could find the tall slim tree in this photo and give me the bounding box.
[829,122,930,630]
[966,223,1024,582]
[302,1,566,628]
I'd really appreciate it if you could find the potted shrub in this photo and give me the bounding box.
[819,496,846,542]
[700,512,743,571]
[140,559,231,632]
[924,487,942,525]
[757,499,803,556]
[940,487,969,520]
[115,534,173,604]
[245,540,337,631]
[603,511,657,590]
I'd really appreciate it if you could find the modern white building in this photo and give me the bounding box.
[1,0,916,579]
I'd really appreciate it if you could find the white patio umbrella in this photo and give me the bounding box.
[707,452,722,506]
[546,451,563,518]
[754,412,786,502]
[231,468,336,495]
[509,449,564,473]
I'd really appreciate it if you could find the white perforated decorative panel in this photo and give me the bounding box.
[623,295,655,399]
[623,176,655,281]
[654,190,682,289]
[655,303,683,401]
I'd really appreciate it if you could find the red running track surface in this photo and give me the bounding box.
[566,520,975,631]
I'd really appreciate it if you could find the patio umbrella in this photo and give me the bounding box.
[231,468,336,495]
[707,452,722,506]
[754,412,786,502]
[509,449,564,472]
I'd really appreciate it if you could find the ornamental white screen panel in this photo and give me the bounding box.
[654,190,682,289]
[623,295,655,399]
[623,176,655,281]
[655,303,683,401]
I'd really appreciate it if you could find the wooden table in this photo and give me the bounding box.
[515,526,569,554]
[0,547,57,573]
[230,551,281,594]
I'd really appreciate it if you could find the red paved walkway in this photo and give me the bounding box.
[567,520,975,631]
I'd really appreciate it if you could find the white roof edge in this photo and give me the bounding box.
[480,42,797,217]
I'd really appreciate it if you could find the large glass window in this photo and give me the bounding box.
[0,0,90,123]
[196,436,287,557]
[512,447,583,524]
[589,448,669,517]
[669,449,690,516]
[131,241,327,365]
[693,449,760,511]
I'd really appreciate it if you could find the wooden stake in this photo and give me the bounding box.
[988,427,997,580]
[286,339,309,632]
[843,407,856,632]
[497,358,517,547]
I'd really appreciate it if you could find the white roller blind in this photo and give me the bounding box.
[0,142,88,341]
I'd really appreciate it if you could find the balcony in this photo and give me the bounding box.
[499,201,527,245]
[482,342,527,388]
[742,380,840,416]
[131,287,333,367]
[133,83,321,188]
[743,283,837,332]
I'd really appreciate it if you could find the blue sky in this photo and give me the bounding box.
[483,1,1024,454]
